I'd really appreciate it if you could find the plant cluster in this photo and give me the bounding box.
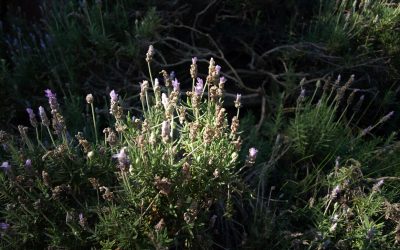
[0,46,256,249]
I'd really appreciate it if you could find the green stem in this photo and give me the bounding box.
[46,126,56,147]
[91,103,98,143]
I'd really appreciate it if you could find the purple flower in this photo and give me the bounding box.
[0,162,11,172]
[113,147,129,169]
[195,78,204,96]
[26,108,35,119]
[219,76,226,84]
[169,71,175,81]
[236,94,241,103]
[215,65,221,75]
[44,89,56,99]
[249,148,258,159]
[0,222,9,230]
[110,90,118,102]
[38,106,50,126]
[161,93,169,110]
[25,159,32,168]
[45,89,59,112]
[79,213,84,221]
[172,78,180,92]
[192,57,197,64]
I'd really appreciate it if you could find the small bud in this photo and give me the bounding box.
[87,151,94,159]
[86,94,94,104]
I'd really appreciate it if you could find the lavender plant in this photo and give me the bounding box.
[95,47,253,249]
[0,46,255,249]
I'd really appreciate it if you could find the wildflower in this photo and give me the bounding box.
[44,89,59,113]
[0,222,9,230]
[109,90,118,102]
[161,93,169,109]
[79,213,88,229]
[373,179,384,192]
[25,159,32,168]
[140,80,149,93]
[154,78,160,88]
[231,116,239,135]
[172,78,180,92]
[215,65,221,75]
[0,161,11,172]
[109,90,122,119]
[190,57,198,79]
[26,108,38,127]
[297,88,306,103]
[361,126,373,137]
[42,170,50,187]
[330,185,341,199]
[219,76,226,89]
[234,94,242,108]
[38,106,50,126]
[379,111,394,124]
[145,45,154,63]
[86,94,94,104]
[161,120,170,143]
[249,147,258,162]
[99,186,114,201]
[113,147,129,170]
[154,176,172,196]
[155,218,166,232]
[195,78,204,96]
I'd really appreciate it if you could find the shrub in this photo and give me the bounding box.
[0,47,254,249]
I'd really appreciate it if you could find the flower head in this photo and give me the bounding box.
[25,159,32,168]
[26,108,38,127]
[44,89,56,99]
[215,65,221,75]
[0,222,9,230]
[145,45,154,63]
[235,94,242,108]
[154,78,160,88]
[45,89,59,112]
[113,147,129,170]
[161,93,169,110]
[26,108,35,119]
[0,161,11,172]
[86,94,94,104]
[195,78,204,96]
[192,57,197,65]
[249,147,258,159]
[109,90,118,102]
[172,78,180,92]
[38,106,50,126]
[161,120,170,142]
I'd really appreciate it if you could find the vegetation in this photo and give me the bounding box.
[0,0,399,249]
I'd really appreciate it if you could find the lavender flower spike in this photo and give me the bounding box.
[25,159,32,168]
[195,78,204,96]
[249,148,258,161]
[234,94,242,108]
[172,78,180,92]
[0,161,11,172]
[45,89,59,112]
[26,108,38,127]
[215,65,221,75]
[113,147,129,170]
[0,222,9,230]
[109,90,118,102]
[38,106,50,126]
